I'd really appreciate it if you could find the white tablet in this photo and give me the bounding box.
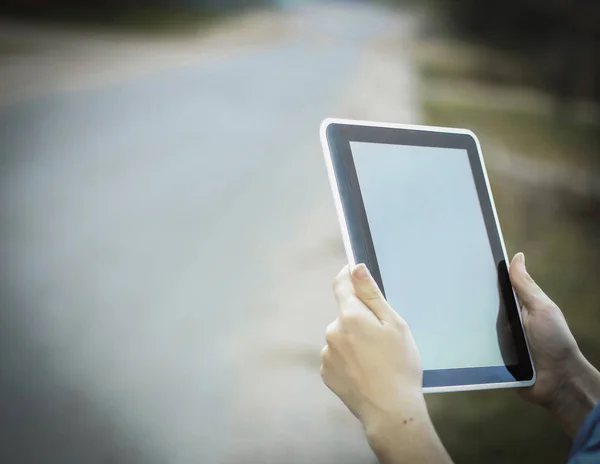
[320,118,535,393]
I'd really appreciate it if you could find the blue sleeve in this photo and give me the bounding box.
[569,402,600,463]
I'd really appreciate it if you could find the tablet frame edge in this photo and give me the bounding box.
[319,117,537,394]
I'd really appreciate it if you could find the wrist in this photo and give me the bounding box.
[363,390,428,437]
[363,392,451,463]
[548,352,600,438]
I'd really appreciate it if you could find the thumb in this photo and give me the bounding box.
[509,253,552,311]
[351,264,395,322]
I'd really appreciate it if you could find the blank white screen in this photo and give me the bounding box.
[350,141,505,370]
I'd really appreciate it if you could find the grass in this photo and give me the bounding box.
[416,38,600,168]
[419,49,534,90]
[419,38,600,464]
[423,101,600,168]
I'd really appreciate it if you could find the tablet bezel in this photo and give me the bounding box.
[320,117,536,393]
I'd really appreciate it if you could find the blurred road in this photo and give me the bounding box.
[0,2,420,463]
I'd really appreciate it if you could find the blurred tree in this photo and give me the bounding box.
[0,0,274,24]
[442,0,600,115]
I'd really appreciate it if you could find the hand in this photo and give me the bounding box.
[321,264,451,464]
[321,264,423,426]
[509,252,579,405]
[510,252,600,437]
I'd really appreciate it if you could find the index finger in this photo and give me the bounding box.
[332,266,355,304]
[332,266,378,320]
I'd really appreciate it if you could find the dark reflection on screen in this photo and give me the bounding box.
[496,261,519,367]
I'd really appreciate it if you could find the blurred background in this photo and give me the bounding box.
[0,0,598,463]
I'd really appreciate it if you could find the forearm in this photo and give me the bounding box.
[548,353,600,439]
[363,395,453,464]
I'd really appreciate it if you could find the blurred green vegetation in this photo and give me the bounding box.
[418,26,600,464]
[403,0,600,113]
[423,101,600,168]
[0,1,270,34]
[0,5,216,34]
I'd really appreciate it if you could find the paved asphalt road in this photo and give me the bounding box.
[0,3,417,463]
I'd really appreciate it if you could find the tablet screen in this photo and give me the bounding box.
[349,141,518,371]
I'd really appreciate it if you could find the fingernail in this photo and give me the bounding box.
[515,252,525,268]
[354,264,370,280]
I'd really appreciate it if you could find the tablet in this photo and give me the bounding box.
[320,118,535,393]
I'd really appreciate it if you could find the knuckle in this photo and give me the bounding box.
[332,268,345,284]
[394,316,409,331]
[331,276,340,292]
[362,287,382,302]
[325,323,338,345]
[545,300,562,314]
[320,364,328,383]
[332,267,350,292]
[342,310,363,326]
[332,276,346,295]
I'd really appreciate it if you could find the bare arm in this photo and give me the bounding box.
[321,253,600,464]
[320,264,452,464]
[509,253,600,439]
[545,353,600,438]
[364,398,451,464]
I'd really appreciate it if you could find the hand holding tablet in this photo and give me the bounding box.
[320,118,535,392]
[320,118,600,463]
